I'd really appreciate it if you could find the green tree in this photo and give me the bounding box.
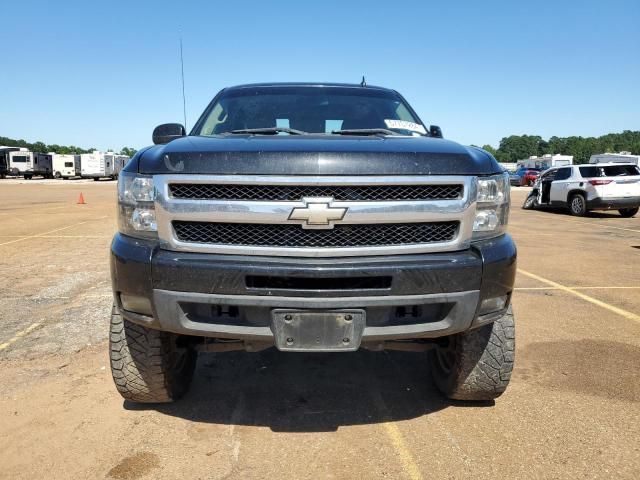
[481,144,497,156]
[119,147,137,157]
[496,135,544,163]
[31,141,47,153]
[494,131,640,164]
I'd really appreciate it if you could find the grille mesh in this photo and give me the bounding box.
[173,221,459,248]
[169,183,462,201]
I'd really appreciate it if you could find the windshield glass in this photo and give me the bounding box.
[194,86,426,136]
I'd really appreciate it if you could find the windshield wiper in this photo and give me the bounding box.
[331,128,401,136]
[229,127,307,135]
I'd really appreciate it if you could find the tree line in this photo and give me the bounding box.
[0,136,136,157]
[4,130,640,165]
[481,130,640,164]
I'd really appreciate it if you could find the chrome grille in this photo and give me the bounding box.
[173,221,459,248]
[154,175,477,257]
[169,183,463,201]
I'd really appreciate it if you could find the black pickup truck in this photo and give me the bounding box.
[109,83,516,403]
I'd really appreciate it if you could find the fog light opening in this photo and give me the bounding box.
[479,295,508,315]
[120,294,153,316]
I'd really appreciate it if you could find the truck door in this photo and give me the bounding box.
[550,167,573,204]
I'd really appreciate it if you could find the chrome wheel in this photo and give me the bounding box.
[570,194,586,216]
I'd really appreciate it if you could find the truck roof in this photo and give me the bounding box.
[223,82,395,93]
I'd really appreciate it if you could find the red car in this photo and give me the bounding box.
[510,167,540,186]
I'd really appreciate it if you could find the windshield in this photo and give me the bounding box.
[193,86,427,136]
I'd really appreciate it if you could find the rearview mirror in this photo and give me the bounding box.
[429,125,443,138]
[153,123,186,145]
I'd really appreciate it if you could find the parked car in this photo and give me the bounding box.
[522,163,640,216]
[509,167,540,186]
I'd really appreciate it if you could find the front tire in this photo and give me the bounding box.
[569,193,587,216]
[522,193,538,210]
[109,305,197,403]
[430,306,515,401]
[619,207,639,218]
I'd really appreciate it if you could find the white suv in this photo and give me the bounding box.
[523,163,640,217]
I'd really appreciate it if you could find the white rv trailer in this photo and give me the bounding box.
[51,153,81,179]
[81,151,115,180]
[589,152,639,166]
[6,151,53,179]
[517,154,574,170]
[112,154,129,178]
[80,151,129,180]
[0,146,22,178]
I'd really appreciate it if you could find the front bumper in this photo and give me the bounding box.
[110,233,517,347]
[587,197,640,210]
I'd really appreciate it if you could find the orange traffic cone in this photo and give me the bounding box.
[77,192,86,205]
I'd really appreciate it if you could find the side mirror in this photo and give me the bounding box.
[152,123,186,145]
[429,125,443,138]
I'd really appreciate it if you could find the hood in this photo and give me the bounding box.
[136,135,501,176]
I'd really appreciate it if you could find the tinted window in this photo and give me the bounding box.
[580,165,639,177]
[195,86,425,135]
[64,162,74,167]
[554,168,572,180]
[603,165,639,176]
[579,166,599,178]
[12,156,28,163]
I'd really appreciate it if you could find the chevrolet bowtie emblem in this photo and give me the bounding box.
[288,198,347,229]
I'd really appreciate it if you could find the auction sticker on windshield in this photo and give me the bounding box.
[384,119,427,134]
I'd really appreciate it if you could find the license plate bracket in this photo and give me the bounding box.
[271,309,365,352]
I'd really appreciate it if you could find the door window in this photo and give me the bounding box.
[554,168,572,181]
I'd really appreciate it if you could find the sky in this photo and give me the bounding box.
[1,0,639,152]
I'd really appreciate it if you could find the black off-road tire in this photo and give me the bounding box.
[430,306,515,401]
[619,207,639,218]
[109,305,197,403]
[569,193,587,216]
[522,193,537,210]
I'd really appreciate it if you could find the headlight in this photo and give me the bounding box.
[473,172,510,240]
[117,172,157,239]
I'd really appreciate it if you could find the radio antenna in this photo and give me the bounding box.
[180,35,187,130]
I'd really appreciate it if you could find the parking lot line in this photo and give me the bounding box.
[516,286,640,291]
[0,217,108,247]
[371,390,423,480]
[562,218,640,234]
[518,269,640,323]
[0,235,110,238]
[0,322,42,352]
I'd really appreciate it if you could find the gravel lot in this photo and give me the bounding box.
[0,181,638,479]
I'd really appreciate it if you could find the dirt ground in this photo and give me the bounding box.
[0,179,638,479]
